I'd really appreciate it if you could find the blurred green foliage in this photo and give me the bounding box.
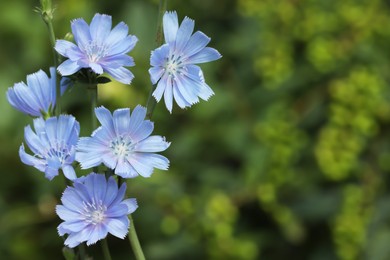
[2,0,390,259]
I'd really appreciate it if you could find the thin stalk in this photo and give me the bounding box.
[46,20,59,67]
[40,3,61,116]
[88,83,98,173]
[146,0,168,119]
[101,239,113,260]
[89,84,98,131]
[78,243,87,260]
[47,22,62,117]
[128,215,146,260]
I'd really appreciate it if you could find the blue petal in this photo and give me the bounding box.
[58,59,81,76]
[141,153,170,170]
[24,125,45,155]
[106,204,129,217]
[86,224,108,245]
[56,115,76,143]
[101,55,134,68]
[93,127,114,145]
[103,66,134,84]
[12,83,41,115]
[109,183,126,207]
[134,136,170,153]
[130,121,154,142]
[66,47,84,61]
[62,164,77,180]
[115,160,133,177]
[149,67,164,85]
[73,182,93,204]
[182,31,211,58]
[56,205,81,221]
[73,226,94,246]
[129,155,154,177]
[44,117,58,146]
[59,220,88,233]
[175,17,195,53]
[26,70,50,112]
[174,75,199,105]
[95,106,115,135]
[152,74,167,101]
[187,47,222,64]
[44,166,58,180]
[173,80,191,109]
[6,87,29,115]
[89,63,103,74]
[77,136,105,152]
[55,40,78,57]
[102,152,118,169]
[49,67,57,105]
[150,44,169,67]
[71,18,91,50]
[185,65,214,100]
[113,108,131,136]
[92,174,107,204]
[163,11,179,44]
[164,77,174,113]
[90,14,112,44]
[106,217,129,239]
[33,117,46,134]
[122,198,138,214]
[64,232,83,248]
[61,187,85,211]
[104,176,119,206]
[129,105,147,134]
[76,138,105,169]
[107,35,138,56]
[19,145,45,171]
[116,162,138,178]
[105,22,129,47]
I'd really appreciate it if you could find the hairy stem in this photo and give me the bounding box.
[129,214,146,260]
[39,0,61,115]
[146,0,168,119]
[101,239,112,260]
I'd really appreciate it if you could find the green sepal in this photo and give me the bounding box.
[97,76,111,84]
[62,246,76,260]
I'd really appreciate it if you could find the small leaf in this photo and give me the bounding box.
[62,246,76,260]
[97,76,111,84]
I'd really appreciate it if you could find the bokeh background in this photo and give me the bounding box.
[1,0,390,259]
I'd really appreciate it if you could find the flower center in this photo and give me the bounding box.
[45,141,72,165]
[83,199,107,225]
[84,41,108,63]
[110,136,133,158]
[164,54,183,77]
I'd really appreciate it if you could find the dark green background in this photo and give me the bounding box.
[1,0,390,259]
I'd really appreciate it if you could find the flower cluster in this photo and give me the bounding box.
[7,9,220,252]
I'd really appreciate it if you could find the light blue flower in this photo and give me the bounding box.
[55,13,138,84]
[149,11,222,112]
[19,115,79,180]
[76,105,170,178]
[56,173,138,247]
[6,68,56,117]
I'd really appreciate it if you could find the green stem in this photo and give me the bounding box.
[101,239,112,260]
[89,84,98,131]
[40,2,61,116]
[47,21,62,116]
[146,0,168,119]
[78,243,87,260]
[88,83,99,173]
[128,214,146,260]
[46,19,59,67]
